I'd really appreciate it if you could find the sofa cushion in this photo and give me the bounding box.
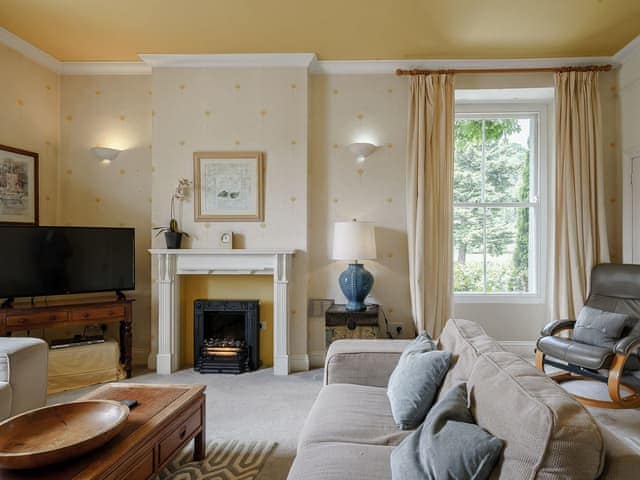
[437,318,504,400]
[288,442,393,480]
[387,348,451,430]
[574,305,629,349]
[537,335,614,369]
[324,339,410,387]
[468,352,605,479]
[298,384,409,449]
[391,383,503,480]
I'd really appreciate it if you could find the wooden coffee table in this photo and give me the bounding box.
[0,383,206,480]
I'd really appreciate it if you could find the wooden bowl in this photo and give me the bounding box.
[0,400,129,469]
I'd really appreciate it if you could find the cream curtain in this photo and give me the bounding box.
[554,71,610,320]
[406,74,455,337]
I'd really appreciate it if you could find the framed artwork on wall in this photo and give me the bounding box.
[193,151,264,222]
[0,144,38,225]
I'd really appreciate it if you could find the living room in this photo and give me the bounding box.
[0,1,639,479]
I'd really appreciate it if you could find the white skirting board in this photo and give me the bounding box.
[308,351,326,369]
[289,354,309,372]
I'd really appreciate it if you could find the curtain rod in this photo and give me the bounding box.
[395,65,612,76]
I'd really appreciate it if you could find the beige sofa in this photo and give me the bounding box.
[289,319,637,479]
[0,337,48,421]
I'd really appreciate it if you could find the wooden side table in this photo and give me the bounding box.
[325,304,380,347]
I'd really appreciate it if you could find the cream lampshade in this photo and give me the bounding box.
[332,220,376,311]
[332,220,377,261]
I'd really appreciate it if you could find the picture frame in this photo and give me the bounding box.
[0,144,39,225]
[194,151,264,222]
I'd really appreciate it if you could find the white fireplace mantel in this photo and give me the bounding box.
[148,248,296,375]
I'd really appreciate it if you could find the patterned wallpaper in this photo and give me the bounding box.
[308,74,413,354]
[0,44,59,225]
[150,67,309,363]
[59,75,152,362]
[0,42,625,359]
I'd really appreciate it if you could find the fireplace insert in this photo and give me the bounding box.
[193,300,260,374]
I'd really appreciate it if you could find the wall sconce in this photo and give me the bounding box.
[90,146,122,165]
[347,142,377,163]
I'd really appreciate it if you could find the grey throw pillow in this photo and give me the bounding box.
[391,383,504,480]
[387,333,450,430]
[574,305,630,349]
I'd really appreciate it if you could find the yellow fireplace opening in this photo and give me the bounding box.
[180,275,274,368]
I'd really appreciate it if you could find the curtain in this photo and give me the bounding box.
[406,74,455,337]
[554,71,610,320]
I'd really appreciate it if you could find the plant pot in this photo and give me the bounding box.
[164,231,183,249]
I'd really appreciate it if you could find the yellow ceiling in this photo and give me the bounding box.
[1,0,639,61]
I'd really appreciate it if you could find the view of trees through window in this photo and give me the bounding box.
[453,116,536,294]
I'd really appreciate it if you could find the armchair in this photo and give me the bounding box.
[536,263,640,409]
[0,337,48,420]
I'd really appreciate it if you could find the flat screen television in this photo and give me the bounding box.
[0,225,135,300]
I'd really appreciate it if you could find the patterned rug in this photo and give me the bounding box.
[156,440,277,480]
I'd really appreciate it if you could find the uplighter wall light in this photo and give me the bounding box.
[347,142,377,162]
[90,146,122,164]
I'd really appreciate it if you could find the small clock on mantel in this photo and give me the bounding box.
[218,231,233,249]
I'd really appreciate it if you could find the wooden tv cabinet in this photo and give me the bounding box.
[0,297,134,378]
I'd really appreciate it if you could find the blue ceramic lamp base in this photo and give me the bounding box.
[338,263,374,311]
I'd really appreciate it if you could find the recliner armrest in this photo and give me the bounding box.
[541,319,576,336]
[614,335,640,355]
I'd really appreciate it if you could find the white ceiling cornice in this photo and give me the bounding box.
[61,62,151,75]
[310,57,616,75]
[139,53,317,69]
[0,27,60,73]
[614,33,640,64]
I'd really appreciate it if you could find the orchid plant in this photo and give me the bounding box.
[153,178,192,237]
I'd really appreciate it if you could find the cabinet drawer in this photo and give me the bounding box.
[158,407,202,466]
[6,311,69,327]
[71,305,125,321]
[106,447,154,480]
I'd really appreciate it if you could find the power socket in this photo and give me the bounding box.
[260,321,267,331]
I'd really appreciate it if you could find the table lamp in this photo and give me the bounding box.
[332,220,377,311]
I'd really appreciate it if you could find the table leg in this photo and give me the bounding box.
[119,319,132,378]
[194,400,206,461]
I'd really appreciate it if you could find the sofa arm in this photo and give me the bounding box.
[0,337,48,416]
[324,339,409,387]
[541,320,576,337]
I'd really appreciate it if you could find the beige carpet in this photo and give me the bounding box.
[48,367,323,480]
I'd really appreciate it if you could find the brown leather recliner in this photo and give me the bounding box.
[536,263,640,409]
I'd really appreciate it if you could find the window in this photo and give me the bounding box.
[453,112,542,297]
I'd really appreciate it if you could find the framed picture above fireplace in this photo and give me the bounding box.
[0,144,39,225]
[193,151,264,222]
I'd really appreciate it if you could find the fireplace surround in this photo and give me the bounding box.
[194,299,260,374]
[148,249,295,375]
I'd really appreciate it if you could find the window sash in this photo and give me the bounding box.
[453,114,539,295]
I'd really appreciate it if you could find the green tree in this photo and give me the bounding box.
[453,119,525,264]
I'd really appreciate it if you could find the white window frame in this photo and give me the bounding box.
[453,101,551,304]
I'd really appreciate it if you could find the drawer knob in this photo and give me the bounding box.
[179,426,187,440]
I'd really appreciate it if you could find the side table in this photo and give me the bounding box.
[325,304,380,347]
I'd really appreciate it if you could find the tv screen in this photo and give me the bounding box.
[0,226,135,299]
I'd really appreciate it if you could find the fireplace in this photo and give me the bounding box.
[194,300,260,374]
